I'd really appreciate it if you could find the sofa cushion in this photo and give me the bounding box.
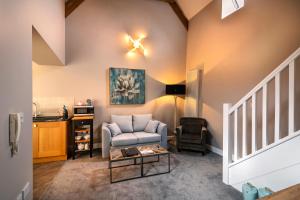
[134,132,161,144]
[133,114,152,132]
[144,120,160,133]
[107,122,122,137]
[111,115,133,133]
[111,133,137,147]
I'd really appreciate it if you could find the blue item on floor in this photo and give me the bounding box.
[242,183,258,200]
[258,187,273,198]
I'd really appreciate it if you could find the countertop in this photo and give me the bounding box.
[33,115,73,122]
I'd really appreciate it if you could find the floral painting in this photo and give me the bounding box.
[109,68,145,104]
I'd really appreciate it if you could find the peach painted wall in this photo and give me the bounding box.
[186,0,300,149]
[32,0,187,142]
[31,0,65,64]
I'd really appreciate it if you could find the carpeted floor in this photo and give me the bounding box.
[33,151,242,200]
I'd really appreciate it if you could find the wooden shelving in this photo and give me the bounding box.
[75,128,89,133]
[75,139,90,143]
[71,116,94,159]
[72,116,94,120]
[75,149,90,153]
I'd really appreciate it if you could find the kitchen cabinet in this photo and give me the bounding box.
[32,121,68,163]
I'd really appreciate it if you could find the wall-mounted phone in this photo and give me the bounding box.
[9,113,24,157]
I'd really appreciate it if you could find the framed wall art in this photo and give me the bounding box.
[109,68,145,105]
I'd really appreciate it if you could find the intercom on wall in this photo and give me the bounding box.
[9,113,24,157]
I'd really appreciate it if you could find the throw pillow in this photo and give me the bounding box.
[107,122,122,137]
[144,120,160,133]
[111,115,133,132]
[133,114,152,132]
[242,183,258,200]
[258,187,273,198]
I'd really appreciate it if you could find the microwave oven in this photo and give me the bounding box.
[73,106,94,116]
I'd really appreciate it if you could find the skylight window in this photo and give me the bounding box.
[222,0,245,19]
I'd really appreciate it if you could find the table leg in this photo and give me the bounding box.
[109,161,112,183]
[168,153,170,173]
[141,157,144,177]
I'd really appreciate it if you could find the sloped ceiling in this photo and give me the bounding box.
[176,0,212,20]
[32,27,64,66]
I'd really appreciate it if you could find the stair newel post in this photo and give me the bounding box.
[223,103,232,184]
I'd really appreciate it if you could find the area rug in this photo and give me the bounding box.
[38,152,242,200]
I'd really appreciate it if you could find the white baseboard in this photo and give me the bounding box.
[208,145,223,156]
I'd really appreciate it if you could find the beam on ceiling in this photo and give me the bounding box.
[156,0,188,30]
[65,0,188,30]
[65,0,85,18]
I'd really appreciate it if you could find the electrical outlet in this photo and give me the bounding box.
[16,193,22,200]
[22,182,30,200]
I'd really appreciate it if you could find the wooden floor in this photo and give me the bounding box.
[33,160,65,200]
[260,184,300,200]
[33,151,102,200]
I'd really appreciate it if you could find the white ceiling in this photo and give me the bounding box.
[176,0,212,20]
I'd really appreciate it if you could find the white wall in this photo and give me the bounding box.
[33,0,187,142]
[0,1,65,199]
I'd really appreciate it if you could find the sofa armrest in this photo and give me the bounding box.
[175,126,182,149]
[175,126,182,137]
[201,126,208,145]
[157,122,168,149]
[101,122,112,158]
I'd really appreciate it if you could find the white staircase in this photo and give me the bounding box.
[223,47,300,192]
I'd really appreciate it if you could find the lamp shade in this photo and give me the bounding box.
[165,84,186,95]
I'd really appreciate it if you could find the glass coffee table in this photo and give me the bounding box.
[109,144,170,183]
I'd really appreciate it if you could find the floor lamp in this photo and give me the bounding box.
[165,84,186,133]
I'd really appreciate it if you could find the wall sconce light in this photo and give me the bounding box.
[126,34,148,56]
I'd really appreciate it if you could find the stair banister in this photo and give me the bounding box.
[227,47,300,115]
[274,73,280,142]
[223,103,231,184]
[251,93,257,152]
[222,47,300,185]
[288,60,295,135]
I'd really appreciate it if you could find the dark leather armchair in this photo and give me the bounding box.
[176,117,208,155]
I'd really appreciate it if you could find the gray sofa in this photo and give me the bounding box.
[101,114,168,158]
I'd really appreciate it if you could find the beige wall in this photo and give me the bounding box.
[32,27,64,66]
[31,0,66,64]
[186,0,300,149]
[32,0,187,142]
[0,1,65,199]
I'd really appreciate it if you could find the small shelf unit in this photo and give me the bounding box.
[71,116,94,159]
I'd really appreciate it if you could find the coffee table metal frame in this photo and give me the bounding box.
[109,146,171,183]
